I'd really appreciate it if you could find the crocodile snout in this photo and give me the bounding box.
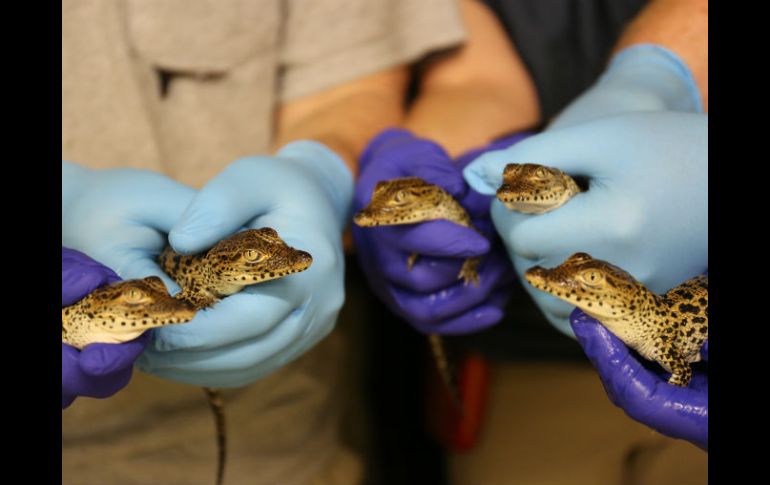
[353,210,375,226]
[295,250,313,269]
[524,266,548,289]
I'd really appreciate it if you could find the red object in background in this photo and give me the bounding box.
[425,350,490,451]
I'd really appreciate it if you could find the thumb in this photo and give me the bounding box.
[463,121,629,195]
[169,157,273,253]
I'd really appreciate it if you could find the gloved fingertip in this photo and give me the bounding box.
[569,309,599,337]
[462,160,500,196]
[62,270,115,306]
[167,229,209,255]
[460,230,491,256]
[79,336,148,376]
[169,208,230,255]
[411,166,467,200]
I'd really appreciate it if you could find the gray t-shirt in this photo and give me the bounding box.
[62,0,465,187]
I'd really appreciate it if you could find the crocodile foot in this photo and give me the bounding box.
[458,257,481,286]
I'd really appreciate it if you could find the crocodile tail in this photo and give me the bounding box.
[203,387,226,485]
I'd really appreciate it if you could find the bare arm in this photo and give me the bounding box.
[272,68,409,178]
[275,0,540,167]
[614,0,708,110]
[404,0,541,157]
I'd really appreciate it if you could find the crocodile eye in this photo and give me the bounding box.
[579,270,605,287]
[243,249,265,262]
[535,167,548,179]
[124,289,146,303]
[392,190,410,204]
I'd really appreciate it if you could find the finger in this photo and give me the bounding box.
[61,248,121,281]
[168,157,283,253]
[569,311,642,405]
[494,184,637,261]
[372,221,490,258]
[62,269,119,306]
[463,121,629,196]
[118,171,197,231]
[150,291,296,351]
[386,248,514,295]
[360,131,466,198]
[409,163,467,200]
[389,253,513,325]
[356,228,472,293]
[383,251,464,293]
[78,334,150,376]
[570,310,665,406]
[467,122,641,198]
[411,287,512,335]
[116,250,182,295]
[571,310,708,448]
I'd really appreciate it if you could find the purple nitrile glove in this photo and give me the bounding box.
[571,309,707,451]
[62,247,149,409]
[352,128,530,335]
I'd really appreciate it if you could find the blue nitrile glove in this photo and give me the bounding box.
[62,247,150,409]
[135,141,353,387]
[352,129,528,335]
[571,309,707,451]
[463,45,707,336]
[62,161,196,292]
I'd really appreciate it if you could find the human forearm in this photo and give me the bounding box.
[404,0,540,157]
[614,0,708,110]
[272,68,409,178]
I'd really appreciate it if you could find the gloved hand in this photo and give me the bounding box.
[352,129,529,335]
[62,247,149,409]
[463,45,708,335]
[571,309,707,451]
[135,141,353,387]
[62,161,196,291]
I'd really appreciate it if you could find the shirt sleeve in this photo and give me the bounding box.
[278,0,466,101]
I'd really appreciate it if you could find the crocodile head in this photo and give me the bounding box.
[524,253,649,321]
[496,163,581,214]
[353,177,470,227]
[62,276,196,349]
[203,228,313,292]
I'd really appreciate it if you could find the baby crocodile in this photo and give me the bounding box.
[159,227,312,485]
[159,227,313,309]
[62,276,196,349]
[354,177,482,410]
[525,253,708,387]
[496,163,582,214]
[354,177,480,285]
[62,228,312,485]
